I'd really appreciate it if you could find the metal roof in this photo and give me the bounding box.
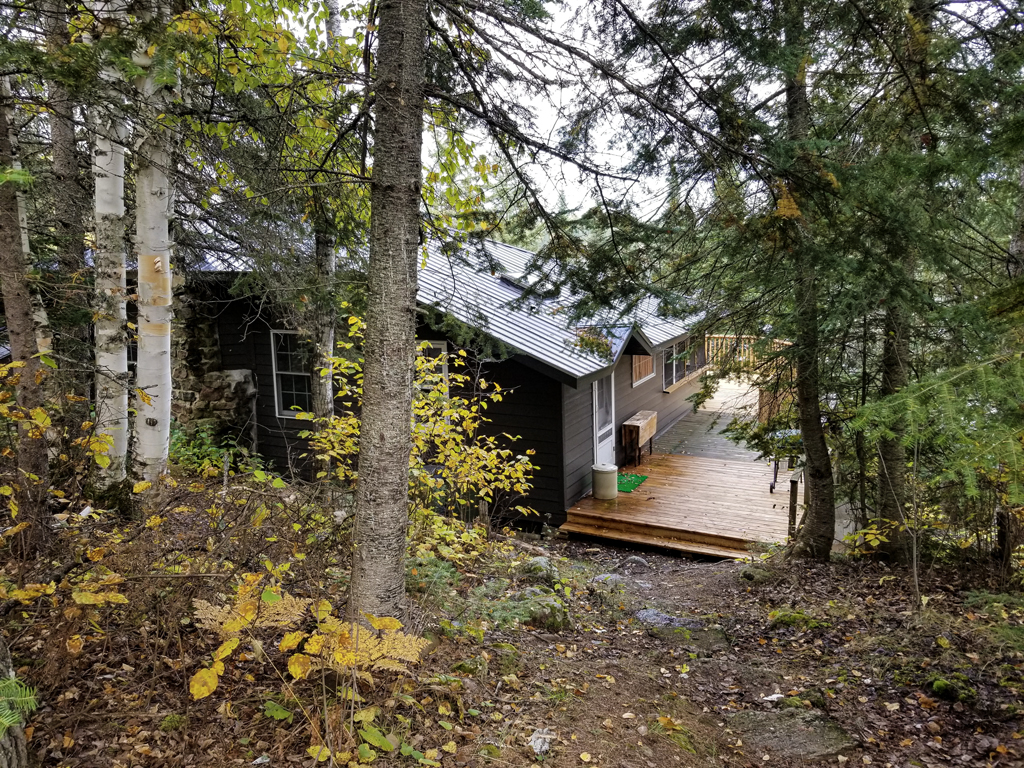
[193,238,698,388]
[418,239,696,388]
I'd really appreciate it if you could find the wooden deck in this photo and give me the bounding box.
[562,379,795,558]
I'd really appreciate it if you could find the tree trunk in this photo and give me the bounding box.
[325,0,342,46]
[134,21,174,482]
[783,0,836,561]
[874,0,932,562]
[0,93,51,559]
[790,253,837,559]
[1009,162,1024,280]
[876,294,911,560]
[347,0,426,621]
[310,226,336,424]
[134,126,174,482]
[92,123,129,488]
[43,0,85,275]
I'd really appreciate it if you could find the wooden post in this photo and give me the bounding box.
[789,473,799,537]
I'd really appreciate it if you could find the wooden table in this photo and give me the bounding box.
[622,410,657,467]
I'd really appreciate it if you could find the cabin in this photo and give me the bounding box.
[171,239,708,525]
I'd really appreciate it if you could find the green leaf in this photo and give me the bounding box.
[359,725,395,751]
[357,742,376,762]
[261,588,282,604]
[263,700,293,722]
[438,721,453,730]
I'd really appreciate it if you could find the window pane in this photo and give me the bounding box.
[275,333,310,374]
[595,376,612,431]
[278,373,312,413]
[632,355,653,383]
[663,345,675,387]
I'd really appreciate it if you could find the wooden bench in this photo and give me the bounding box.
[622,410,657,467]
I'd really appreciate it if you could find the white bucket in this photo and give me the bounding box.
[592,463,618,500]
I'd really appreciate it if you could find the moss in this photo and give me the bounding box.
[927,673,976,703]
[159,714,187,732]
[452,657,488,677]
[779,697,809,709]
[478,744,502,761]
[491,643,521,676]
[768,609,831,631]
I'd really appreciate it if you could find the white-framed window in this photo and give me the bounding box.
[632,354,655,386]
[271,330,313,418]
[663,337,705,390]
[417,341,448,392]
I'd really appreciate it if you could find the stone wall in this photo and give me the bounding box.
[171,279,257,445]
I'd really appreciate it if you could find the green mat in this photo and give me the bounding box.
[617,472,648,493]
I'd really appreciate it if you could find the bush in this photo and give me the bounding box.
[169,425,262,478]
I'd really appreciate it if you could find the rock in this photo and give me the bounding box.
[528,728,557,755]
[635,608,701,628]
[591,573,628,587]
[740,566,773,584]
[519,556,559,584]
[729,709,855,761]
[617,555,651,571]
[452,657,487,677]
[527,594,569,631]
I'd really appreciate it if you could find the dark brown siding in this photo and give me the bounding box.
[562,382,593,511]
[476,357,565,524]
[214,297,309,475]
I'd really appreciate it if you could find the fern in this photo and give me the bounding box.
[0,677,37,736]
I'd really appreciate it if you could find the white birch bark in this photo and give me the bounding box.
[134,122,173,480]
[93,124,129,485]
[87,0,131,487]
[133,6,174,481]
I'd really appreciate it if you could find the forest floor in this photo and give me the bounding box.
[8,489,1024,768]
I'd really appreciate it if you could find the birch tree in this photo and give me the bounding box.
[90,0,130,488]
[133,2,175,481]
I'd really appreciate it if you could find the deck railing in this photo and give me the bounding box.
[705,334,790,370]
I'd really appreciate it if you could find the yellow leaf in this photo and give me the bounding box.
[353,706,379,723]
[288,653,311,680]
[438,702,452,716]
[1,522,28,539]
[277,35,289,53]
[580,752,592,762]
[424,749,439,760]
[658,715,681,731]
[307,745,331,762]
[133,480,152,494]
[86,547,106,562]
[211,660,225,675]
[442,740,457,754]
[364,613,403,631]
[279,631,306,652]
[936,636,950,649]
[190,668,219,700]
[135,388,153,406]
[312,599,332,621]
[71,590,128,605]
[66,635,84,655]
[214,637,240,661]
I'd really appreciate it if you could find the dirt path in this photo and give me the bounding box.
[456,539,1024,768]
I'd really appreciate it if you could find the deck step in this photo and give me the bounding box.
[566,510,754,552]
[560,521,752,560]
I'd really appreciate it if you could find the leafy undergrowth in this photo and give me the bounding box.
[4,482,1024,768]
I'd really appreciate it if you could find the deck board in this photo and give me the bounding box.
[562,379,796,557]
